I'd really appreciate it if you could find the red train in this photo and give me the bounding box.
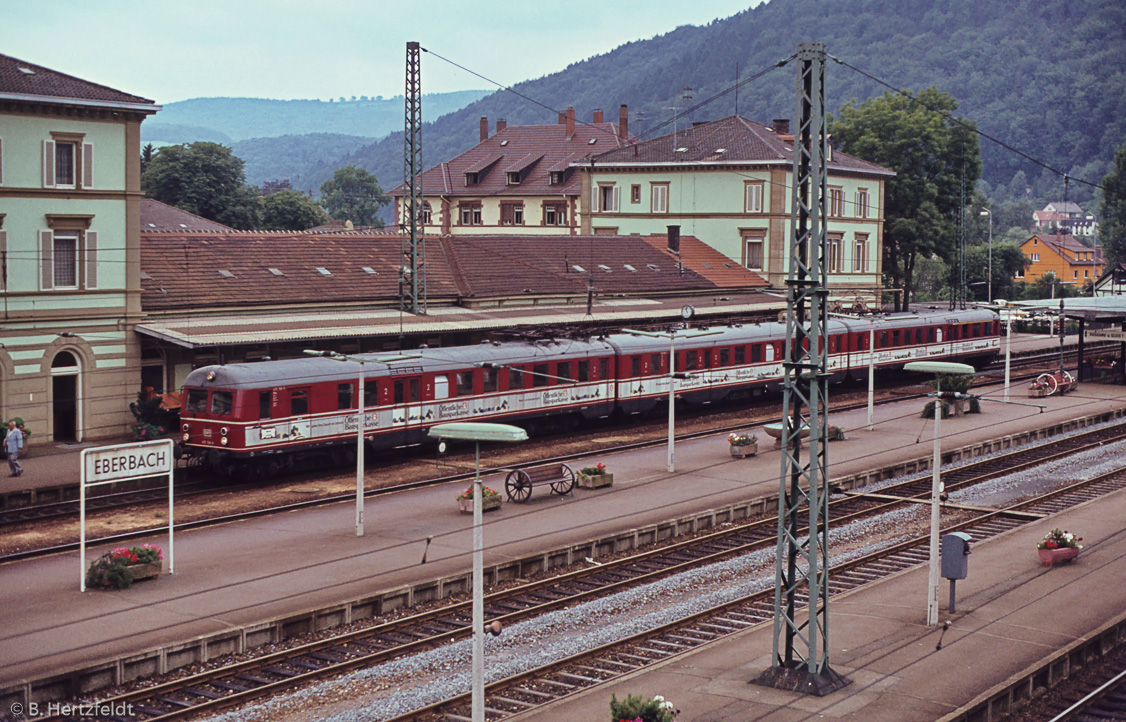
[177,309,1000,474]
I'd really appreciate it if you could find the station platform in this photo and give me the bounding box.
[1,337,1123,712]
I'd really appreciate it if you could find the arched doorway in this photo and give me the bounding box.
[52,351,81,442]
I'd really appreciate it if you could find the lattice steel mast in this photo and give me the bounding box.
[754,41,849,696]
[401,41,426,315]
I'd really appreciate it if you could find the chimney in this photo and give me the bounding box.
[593,108,604,124]
[619,104,629,139]
[667,225,681,254]
[772,118,790,135]
[480,116,489,142]
[565,106,575,137]
[496,118,507,133]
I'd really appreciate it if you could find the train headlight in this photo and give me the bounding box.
[182,432,190,442]
[220,436,229,446]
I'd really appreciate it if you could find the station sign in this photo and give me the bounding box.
[83,441,174,483]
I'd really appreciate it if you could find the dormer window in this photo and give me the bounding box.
[506,171,520,185]
[464,171,479,186]
[549,171,564,185]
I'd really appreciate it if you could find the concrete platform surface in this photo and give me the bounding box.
[0,360,1123,701]
[517,484,1126,722]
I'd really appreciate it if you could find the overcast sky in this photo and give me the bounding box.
[4,1,762,104]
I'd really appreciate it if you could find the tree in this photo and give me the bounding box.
[261,178,293,195]
[831,88,982,310]
[319,165,389,227]
[260,189,328,231]
[1099,137,1126,266]
[140,143,155,176]
[142,142,261,229]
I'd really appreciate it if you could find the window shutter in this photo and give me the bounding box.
[0,137,4,185]
[612,186,620,212]
[592,185,599,213]
[42,140,56,188]
[0,230,6,291]
[84,230,98,289]
[39,230,54,290]
[82,143,94,189]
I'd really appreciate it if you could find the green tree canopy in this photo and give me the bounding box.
[260,189,328,231]
[1099,137,1126,266]
[830,88,981,310]
[319,165,389,227]
[142,142,261,229]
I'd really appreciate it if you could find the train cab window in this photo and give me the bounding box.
[558,362,572,382]
[751,344,761,363]
[290,389,309,415]
[508,367,525,389]
[631,357,642,377]
[578,360,590,382]
[210,390,233,415]
[259,391,272,419]
[456,371,474,396]
[186,389,208,414]
[482,367,498,393]
[338,383,354,410]
[719,348,730,367]
[533,363,549,387]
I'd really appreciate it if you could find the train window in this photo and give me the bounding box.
[186,389,208,414]
[393,380,405,404]
[290,389,308,415]
[735,346,745,364]
[631,357,642,377]
[409,378,420,403]
[879,331,888,347]
[558,362,572,382]
[578,360,590,382]
[533,363,549,387]
[719,348,730,366]
[482,368,498,393]
[649,353,661,375]
[210,390,233,415]
[891,330,900,346]
[259,391,271,419]
[750,345,761,363]
[685,351,698,371]
[599,358,608,380]
[338,383,354,410]
[509,367,524,389]
[435,375,450,400]
[858,333,868,350]
[456,371,474,396]
[364,383,378,408]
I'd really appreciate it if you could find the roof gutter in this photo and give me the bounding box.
[0,91,161,113]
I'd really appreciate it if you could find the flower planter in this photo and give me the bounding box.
[579,472,613,488]
[458,496,501,514]
[126,562,163,583]
[729,444,757,458]
[1028,386,1049,398]
[1038,547,1079,567]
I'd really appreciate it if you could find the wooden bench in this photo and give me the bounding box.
[504,463,576,502]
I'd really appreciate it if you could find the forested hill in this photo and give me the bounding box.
[344,0,1124,209]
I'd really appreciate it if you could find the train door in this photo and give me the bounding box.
[392,375,423,443]
[765,342,775,363]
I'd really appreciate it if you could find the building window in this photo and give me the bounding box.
[506,171,520,185]
[543,202,567,226]
[55,142,76,187]
[464,171,479,186]
[650,184,668,214]
[829,187,845,218]
[854,233,868,272]
[744,235,764,271]
[1074,270,1079,279]
[421,202,432,225]
[856,188,869,218]
[549,171,564,185]
[53,234,78,288]
[828,234,842,272]
[597,184,619,212]
[744,182,764,213]
[500,202,524,225]
[631,184,641,203]
[1031,253,1040,262]
[459,202,482,225]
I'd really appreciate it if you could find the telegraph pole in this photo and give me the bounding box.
[754,41,849,697]
[401,41,426,315]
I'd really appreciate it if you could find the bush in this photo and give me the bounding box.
[85,545,163,589]
[610,693,678,722]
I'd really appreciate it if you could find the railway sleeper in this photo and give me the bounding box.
[236,672,277,685]
[507,686,556,700]
[155,695,195,709]
[261,665,300,678]
[490,694,535,709]
[555,670,604,685]
[307,649,351,663]
[210,679,251,692]
[183,686,226,700]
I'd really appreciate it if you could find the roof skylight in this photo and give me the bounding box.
[361,266,378,275]
[268,268,285,276]
[315,267,332,276]
[140,271,153,281]
[598,264,612,272]
[571,265,585,273]
[218,270,235,278]
[646,264,661,271]
[624,264,637,272]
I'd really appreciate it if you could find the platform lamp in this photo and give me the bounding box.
[427,422,528,722]
[303,350,420,537]
[903,361,976,627]
[621,324,722,472]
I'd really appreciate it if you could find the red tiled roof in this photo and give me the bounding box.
[639,236,770,288]
[587,115,893,176]
[141,199,234,233]
[1027,233,1104,264]
[0,52,156,108]
[390,121,633,199]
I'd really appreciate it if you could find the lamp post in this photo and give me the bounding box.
[980,209,993,304]
[304,350,420,536]
[428,422,528,722]
[621,327,722,472]
[904,360,976,627]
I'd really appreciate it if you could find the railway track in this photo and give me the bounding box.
[1020,645,1126,722]
[0,341,1093,536]
[60,421,1126,721]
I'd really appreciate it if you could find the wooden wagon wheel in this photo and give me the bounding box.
[1060,370,1075,392]
[505,469,533,502]
[1037,373,1058,396]
[550,464,577,495]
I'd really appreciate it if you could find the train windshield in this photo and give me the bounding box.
[211,391,233,415]
[185,389,208,414]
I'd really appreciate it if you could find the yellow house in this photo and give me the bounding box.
[1015,232,1104,289]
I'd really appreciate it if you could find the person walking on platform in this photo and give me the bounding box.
[5,420,24,477]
